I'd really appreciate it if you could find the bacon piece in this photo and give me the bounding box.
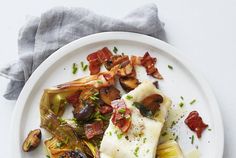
[111,100,132,133]
[185,111,208,138]
[87,47,113,75]
[84,121,104,139]
[141,52,163,79]
[99,105,113,114]
[66,91,81,107]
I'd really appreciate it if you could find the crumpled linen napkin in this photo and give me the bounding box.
[0,3,165,100]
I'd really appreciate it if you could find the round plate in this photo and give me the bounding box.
[10,32,224,158]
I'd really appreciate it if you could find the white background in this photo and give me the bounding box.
[0,0,235,157]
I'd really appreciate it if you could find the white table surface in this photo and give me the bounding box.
[0,0,235,157]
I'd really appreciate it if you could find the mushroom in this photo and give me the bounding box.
[119,77,140,92]
[99,86,120,105]
[73,104,95,121]
[22,129,41,152]
[141,94,163,113]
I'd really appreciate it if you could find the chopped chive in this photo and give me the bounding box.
[46,155,50,158]
[72,63,78,74]
[108,131,112,136]
[190,99,196,105]
[179,102,184,108]
[175,135,179,141]
[83,65,88,71]
[118,108,126,114]
[97,80,103,84]
[80,61,84,68]
[90,95,99,101]
[117,133,123,139]
[134,146,139,157]
[126,95,133,100]
[208,128,212,131]
[191,135,194,144]
[143,137,147,143]
[58,117,66,124]
[180,96,184,100]
[113,46,118,53]
[168,65,173,70]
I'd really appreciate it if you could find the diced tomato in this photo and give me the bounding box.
[99,105,113,114]
[185,111,208,138]
[111,99,132,133]
[84,121,104,139]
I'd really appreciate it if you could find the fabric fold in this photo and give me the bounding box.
[0,3,165,100]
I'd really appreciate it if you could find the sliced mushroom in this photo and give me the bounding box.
[141,94,163,113]
[73,104,95,121]
[104,55,129,70]
[119,77,140,92]
[99,86,120,105]
[22,129,41,152]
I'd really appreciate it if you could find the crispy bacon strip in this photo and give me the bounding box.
[84,121,104,139]
[185,111,208,138]
[111,99,132,133]
[131,52,163,79]
[87,47,113,75]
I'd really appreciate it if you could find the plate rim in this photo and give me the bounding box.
[10,31,224,157]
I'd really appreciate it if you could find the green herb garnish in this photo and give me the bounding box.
[168,65,173,70]
[179,102,184,108]
[46,155,50,158]
[180,96,184,100]
[83,65,88,71]
[191,135,194,144]
[97,80,103,84]
[108,131,112,136]
[134,146,139,157]
[72,63,78,74]
[126,95,133,100]
[113,46,118,53]
[190,99,196,105]
[118,108,126,114]
[175,135,179,141]
[117,133,123,139]
[80,61,84,68]
[58,117,66,124]
[208,128,212,131]
[143,137,147,143]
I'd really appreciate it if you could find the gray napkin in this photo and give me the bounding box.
[0,3,165,100]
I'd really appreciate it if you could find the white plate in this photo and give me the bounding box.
[10,32,224,158]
